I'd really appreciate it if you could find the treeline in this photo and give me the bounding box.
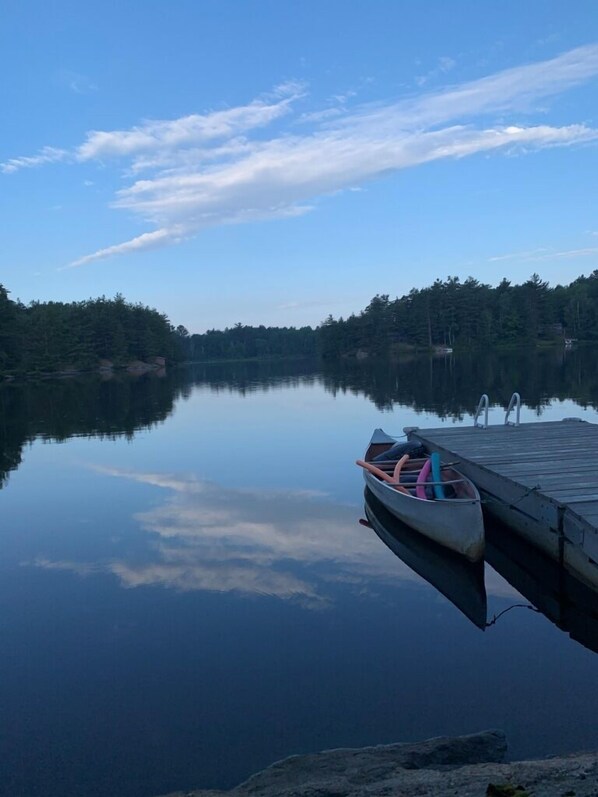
[176,322,317,361]
[0,285,178,375]
[4,271,598,376]
[318,272,598,357]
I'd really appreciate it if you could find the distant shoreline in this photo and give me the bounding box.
[1,342,589,382]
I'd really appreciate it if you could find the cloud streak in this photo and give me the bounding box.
[65,227,184,269]
[0,146,69,174]
[3,45,598,265]
[76,82,305,161]
[490,245,598,263]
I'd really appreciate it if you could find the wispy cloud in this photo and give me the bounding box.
[3,44,598,266]
[415,55,457,87]
[54,69,98,95]
[529,247,598,261]
[489,247,552,262]
[65,227,185,269]
[490,245,598,263]
[277,299,334,311]
[78,81,306,163]
[0,146,68,174]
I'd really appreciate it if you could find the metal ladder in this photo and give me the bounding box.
[504,392,521,426]
[473,392,521,428]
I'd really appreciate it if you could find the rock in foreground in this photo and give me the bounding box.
[157,729,598,797]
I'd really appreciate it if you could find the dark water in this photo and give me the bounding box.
[2,349,598,797]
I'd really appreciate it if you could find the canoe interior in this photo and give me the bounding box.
[365,440,477,501]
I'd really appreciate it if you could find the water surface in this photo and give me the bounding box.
[2,349,598,797]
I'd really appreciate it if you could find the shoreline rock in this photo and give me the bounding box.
[157,730,598,797]
[0,358,168,382]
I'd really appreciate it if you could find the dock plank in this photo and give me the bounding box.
[411,419,598,584]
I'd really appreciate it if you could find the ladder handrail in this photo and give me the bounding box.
[505,392,521,426]
[474,394,489,429]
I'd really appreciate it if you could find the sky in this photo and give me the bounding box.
[2,0,598,332]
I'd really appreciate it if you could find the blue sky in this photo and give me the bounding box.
[2,1,598,332]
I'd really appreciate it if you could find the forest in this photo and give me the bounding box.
[317,272,598,358]
[0,286,178,375]
[175,322,317,361]
[2,271,598,376]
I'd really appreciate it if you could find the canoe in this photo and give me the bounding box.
[357,428,484,561]
[363,488,487,629]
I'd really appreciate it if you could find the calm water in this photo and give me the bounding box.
[2,349,598,797]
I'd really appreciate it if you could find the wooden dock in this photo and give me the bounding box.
[410,419,598,586]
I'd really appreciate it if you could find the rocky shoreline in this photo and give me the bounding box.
[158,731,598,797]
[1,357,167,382]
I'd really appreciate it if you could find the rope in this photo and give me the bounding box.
[508,484,541,507]
[481,484,540,509]
[485,603,540,628]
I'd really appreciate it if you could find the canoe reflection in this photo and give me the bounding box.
[363,488,487,629]
[365,485,598,654]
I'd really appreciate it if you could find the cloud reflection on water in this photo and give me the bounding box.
[30,464,519,606]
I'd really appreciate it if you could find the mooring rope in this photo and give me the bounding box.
[481,484,540,509]
[485,603,541,627]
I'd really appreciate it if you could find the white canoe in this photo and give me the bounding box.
[358,429,484,562]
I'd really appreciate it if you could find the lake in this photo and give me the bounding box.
[2,349,598,797]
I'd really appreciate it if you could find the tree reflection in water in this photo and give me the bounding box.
[2,346,598,487]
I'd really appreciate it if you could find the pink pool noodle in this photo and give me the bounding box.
[416,458,431,499]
